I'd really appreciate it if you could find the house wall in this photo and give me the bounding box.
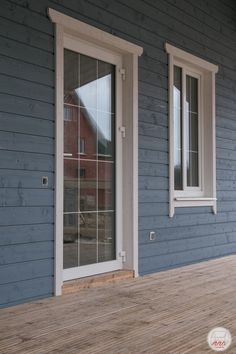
[0,0,236,307]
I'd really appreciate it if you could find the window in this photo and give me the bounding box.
[79,138,85,155]
[165,44,218,217]
[79,168,86,178]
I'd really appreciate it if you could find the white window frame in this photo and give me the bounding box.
[165,43,218,217]
[48,8,143,295]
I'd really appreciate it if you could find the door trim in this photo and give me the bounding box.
[49,8,143,296]
[63,260,122,281]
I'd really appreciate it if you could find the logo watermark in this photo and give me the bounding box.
[207,327,232,352]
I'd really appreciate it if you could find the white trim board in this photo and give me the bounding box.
[48,8,143,295]
[165,43,218,73]
[48,8,143,56]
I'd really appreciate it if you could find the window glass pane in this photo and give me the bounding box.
[187,152,199,186]
[186,75,199,187]
[174,66,183,190]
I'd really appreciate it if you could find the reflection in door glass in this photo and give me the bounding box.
[63,49,116,269]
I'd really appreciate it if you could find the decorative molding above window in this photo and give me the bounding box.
[165,43,218,217]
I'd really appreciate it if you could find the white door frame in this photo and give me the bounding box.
[48,8,143,295]
[63,35,123,281]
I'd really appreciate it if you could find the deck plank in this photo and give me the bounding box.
[0,255,236,353]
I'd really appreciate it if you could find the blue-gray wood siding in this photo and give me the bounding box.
[0,0,236,306]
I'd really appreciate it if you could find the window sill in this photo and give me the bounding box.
[170,197,217,217]
[175,197,217,201]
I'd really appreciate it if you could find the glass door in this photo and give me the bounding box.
[63,46,121,280]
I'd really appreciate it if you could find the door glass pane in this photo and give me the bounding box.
[63,49,116,269]
[79,160,97,212]
[63,214,78,268]
[173,66,183,190]
[97,61,115,114]
[97,111,115,160]
[186,75,199,187]
[79,213,97,266]
[98,212,115,262]
[98,161,115,211]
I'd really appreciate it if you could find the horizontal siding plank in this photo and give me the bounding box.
[139,233,228,258]
[217,117,236,132]
[0,0,52,35]
[218,202,236,213]
[0,112,54,137]
[0,93,54,120]
[139,243,236,274]
[139,95,167,114]
[0,131,54,154]
[0,224,53,246]
[0,188,54,207]
[139,81,167,101]
[139,190,168,203]
[139,162,168,177]
[0,206,53,226]
[217,159,236,171]
[139,176,168,190]
[216,137,236,151]
[186,0,236,33]
[139,135,167,152]
[0,277,53,306]
[0,55,53,86]
[138,212,236,231]
[139,122,167,139]
[139,149,168,164]
[0,170,54,189]
[216,126,236,141]
[217,169,236,181]
[217,180,236,190]
[0,241,53,265]
[0,74,54,104]
[0,36,53,69]
[138,203,168,217]
[0,259,53,285]
[139,223,236,243]
[217,148,236,161]
[139,108,168,127]
[0,14,53,52]
[0,150,53,171]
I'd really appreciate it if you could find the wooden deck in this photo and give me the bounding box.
[1,255,236,353]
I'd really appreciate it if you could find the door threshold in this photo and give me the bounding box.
[62,270,134,295]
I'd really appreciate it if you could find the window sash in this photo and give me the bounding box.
[173,65,203,195]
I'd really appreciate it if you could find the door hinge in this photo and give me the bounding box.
[119,126,126,138]
[119,68,126,81]
[119,250,126,263]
